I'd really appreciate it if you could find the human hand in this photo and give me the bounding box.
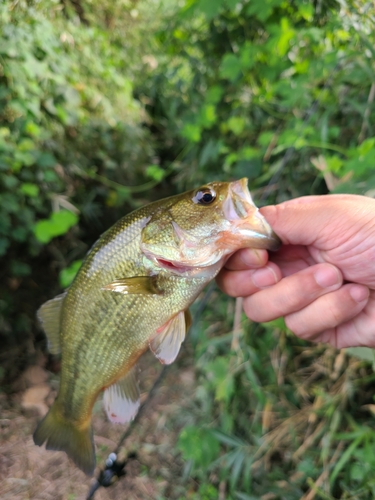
[217,194,375,348]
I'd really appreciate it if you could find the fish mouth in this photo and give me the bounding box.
[153,255,225,279]
[155,258,193,273]
[223,178,281,252]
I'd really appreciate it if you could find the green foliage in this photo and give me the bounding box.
[178,426,220,468]
[137,3,375,496]
[34,210,78,244]
[0,0,154,264]
[59,259,82,288]
[2,0,375,497]
[0,0,158,380]
[181,290,375,498]
[140,0,375,199]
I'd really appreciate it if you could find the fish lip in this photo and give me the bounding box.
[223,178,254,220]
[264,230,282,251]
[224,179,282,251]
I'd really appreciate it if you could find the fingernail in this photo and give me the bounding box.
[252,266,278,288]
[349,285,369,303]
[314,266,340,288]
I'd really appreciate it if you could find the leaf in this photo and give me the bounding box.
[205,85,224,104]
[178,426,220,468]
[146,164,165,181]
[197,0,224,19]
[34,210,79,244]
[199,139,220,166]
[330,436,363,486]
[211,429,245,448]
[230,448,246,489]
[219,54,242,81]
[199,104,216,128]
[181,123,202,142]
[227,116,246,135]
[21,183,39,197]
[59,259,82,288]
[206,357,234,403]
[346,347,375,368]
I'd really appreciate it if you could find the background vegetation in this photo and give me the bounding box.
[1,0,375,498]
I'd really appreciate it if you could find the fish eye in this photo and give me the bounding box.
[192,188,216,205]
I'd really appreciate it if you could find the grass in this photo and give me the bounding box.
[177,290,375,500]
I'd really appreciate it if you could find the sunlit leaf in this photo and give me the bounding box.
[34,210,78,244]
[59,259,82,288]
[21,183,39,197]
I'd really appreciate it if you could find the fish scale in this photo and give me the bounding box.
[33,178,281,475]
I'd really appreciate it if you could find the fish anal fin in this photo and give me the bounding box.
[103,366,140,424]
[149,310,188,365]
[33,401,95,476]
[101,276,160,295]
[37,293,67,355]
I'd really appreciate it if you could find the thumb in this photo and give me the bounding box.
[259,194,372,247]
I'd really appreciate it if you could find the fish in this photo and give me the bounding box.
[33,178,280,475]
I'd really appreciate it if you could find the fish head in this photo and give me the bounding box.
[141,178,281,274]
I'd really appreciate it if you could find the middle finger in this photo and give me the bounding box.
[243,263,343,323]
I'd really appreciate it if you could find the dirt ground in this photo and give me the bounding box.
[0,351,197,500]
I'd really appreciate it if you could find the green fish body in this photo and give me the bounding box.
[33,178,280,475]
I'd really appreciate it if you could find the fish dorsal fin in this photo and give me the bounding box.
[103,367,140,424]
[102,276,160,295]
[149,309,191,365]
[37,293,67,355]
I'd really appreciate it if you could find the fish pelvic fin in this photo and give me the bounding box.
[33,402,95,476]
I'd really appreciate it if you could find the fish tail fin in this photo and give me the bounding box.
[33,401,96,476]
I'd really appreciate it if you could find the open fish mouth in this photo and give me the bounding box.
[155,258,194,273]
[223,178,281,252]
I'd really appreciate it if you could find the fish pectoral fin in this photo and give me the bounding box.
[103,366,140,424]
[37,292,67,355]
[149,309,191,365]
[101,276,160,295]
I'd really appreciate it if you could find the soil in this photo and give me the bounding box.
[0,350,197,500]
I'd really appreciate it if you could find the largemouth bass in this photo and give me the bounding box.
[33,178,280,475]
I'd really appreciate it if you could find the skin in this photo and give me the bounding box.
[217,194,375,349]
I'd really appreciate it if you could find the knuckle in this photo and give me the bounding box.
[281,273,324,311]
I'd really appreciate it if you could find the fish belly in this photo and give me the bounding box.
[57,276,202,424]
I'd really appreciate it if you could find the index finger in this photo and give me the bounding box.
[224,248,269,271]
